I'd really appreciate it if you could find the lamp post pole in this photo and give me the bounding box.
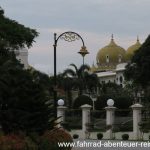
[53,31,89,118]
[78,45,89,66]
[53,33,57,118]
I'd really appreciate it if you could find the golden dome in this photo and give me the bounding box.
[126,37,141,60]
[96,35,126,68]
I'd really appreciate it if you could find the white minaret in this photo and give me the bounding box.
[15,48,28,69]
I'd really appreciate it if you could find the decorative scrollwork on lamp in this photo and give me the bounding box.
[60,32,80,42]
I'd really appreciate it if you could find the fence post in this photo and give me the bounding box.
[57,99,67,127]
[131,103,143,140]
[105,99,116,139]
[81,104,92,139]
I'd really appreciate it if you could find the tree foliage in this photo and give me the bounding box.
[73,95,92,109]
[63,63,99,95]
[95,83,133,110]
[125,35,150,88]
[0,7,52,134]
[0,67,51,134]
[0,6,38,51]
[0,50,53,134]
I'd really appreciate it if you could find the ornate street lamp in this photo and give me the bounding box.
[53,31,89,117]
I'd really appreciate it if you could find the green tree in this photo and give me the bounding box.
[0,7,53,134]
[0,6,38,51]
[95,83,133,111]
[125,35,150,88]
[61,76,73,108]
[84,72,99,94]
[125,35,150,127]
[73,95,93,109]
[0,63,52,134]
[63,63,98,95]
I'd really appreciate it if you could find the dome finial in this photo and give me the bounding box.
[126,36,141,60]
[137,35,139,42]
[111,34,114,41]
[92,61,95,67]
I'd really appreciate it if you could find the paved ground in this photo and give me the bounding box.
[72,140,150,150]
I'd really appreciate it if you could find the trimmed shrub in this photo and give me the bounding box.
[105,125,112,131]
[122,134,129,140]
[73,134,79,139]
[41,128,73,150]
[73,95,92,108]
[97,133,103,140]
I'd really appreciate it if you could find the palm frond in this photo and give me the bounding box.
[79,64,90,71]
[78,64,90,78]
[70,63,78,73]
[62,69,76,77]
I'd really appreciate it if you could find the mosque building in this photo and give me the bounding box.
[91,35,141,87]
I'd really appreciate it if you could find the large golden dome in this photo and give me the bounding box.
[96,35,126,69]
[126,37,141,60]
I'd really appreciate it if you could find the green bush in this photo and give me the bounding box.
[73,95,92,108]
[97,133,103,140]
[122,134,129,140]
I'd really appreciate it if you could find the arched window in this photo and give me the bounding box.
[118,54,122,63]
[106,55,109,63]
[120,76,123,83]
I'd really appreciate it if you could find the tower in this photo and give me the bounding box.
[15,47,28,69]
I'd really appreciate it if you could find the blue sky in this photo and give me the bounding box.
[1,0,150,75]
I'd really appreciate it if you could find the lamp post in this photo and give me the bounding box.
[133,90,144,104]
[105,99,116,139]
[53,31,89,117]
[90,93,97,111]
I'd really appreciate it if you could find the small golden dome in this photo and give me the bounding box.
[126,37,141,60]
[90,62,97,72]
[96,35,126,68]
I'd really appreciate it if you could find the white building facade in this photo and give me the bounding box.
[15,47,29,69]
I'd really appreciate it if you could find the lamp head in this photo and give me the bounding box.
[57,99,64,106]
[107,99,114,106]
[78,46,89,57]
